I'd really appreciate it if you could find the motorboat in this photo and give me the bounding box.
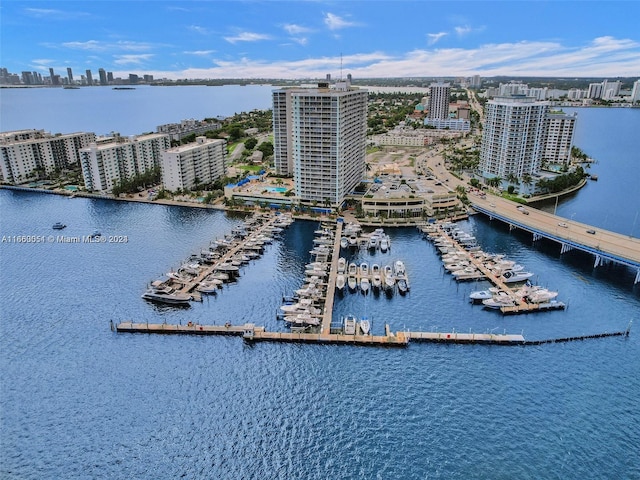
[452,266,479,277]
[280,298,316,313]
[347,275,358,291]
[284,313,320,327]
[142,286,191,306]
[90,230,101,238]
[444,262,469,272]
[517,285,559,303]
[52,222,66,230]
[393,260,405,276]
[371,273,382,290]
[501,270,534,283]
[469,289,495,301]
[340,237,349,249]
[360,262,369,277]
[397,278,409,294]
[196,280,221,294]
[337,257,346,274]
[348,262,358,276]
[379,236,389,252]
[368,236,378,250]
[359,316,371,335]
[383,265,395,290]
[335,274,346,291]
[360,276,370,294]
[482,293,517,309]
[343,314,357,335]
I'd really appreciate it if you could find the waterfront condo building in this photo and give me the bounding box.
[161,136,226,192]
[80,133,170,192]
[479,95,548,181]
[272,81,368,206]
[543,110,577,166]
[0,129,95,184]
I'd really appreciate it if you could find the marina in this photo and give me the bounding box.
[420,221,567,315]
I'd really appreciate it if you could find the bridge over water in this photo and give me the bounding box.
[470,197,640,284]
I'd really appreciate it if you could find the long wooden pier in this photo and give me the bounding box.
[114,321,630,347]
[320,221,343,333]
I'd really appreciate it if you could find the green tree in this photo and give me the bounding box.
[257,141,274,157]
[244,137,258,150]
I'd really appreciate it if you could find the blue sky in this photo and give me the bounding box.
[1,1,639,79]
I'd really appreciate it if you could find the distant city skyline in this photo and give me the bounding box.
[1,1,639,80]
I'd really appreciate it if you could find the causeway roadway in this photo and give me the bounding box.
[469,194,640,281]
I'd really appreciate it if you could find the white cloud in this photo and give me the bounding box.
[454,25,473,36]
[224,32,272,44]
[184,50,216,56]
[116,37,640,79]
[60,40,154,52]
[427,32,448,45]
[23,8,90,20]
[324,13,358,31]
[113,54,155,66]
[283,24,311,35]
[188,25,211,35]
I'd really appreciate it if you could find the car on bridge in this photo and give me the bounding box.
[586,229,596,234]
[558,222,568,228]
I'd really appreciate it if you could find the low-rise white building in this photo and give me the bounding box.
[80,133,170,192]
[161,136,226,192]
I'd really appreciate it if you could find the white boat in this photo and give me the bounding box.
[469,290,494,301]
[347,275,358,291]
[360,262,369,277]
[280,298,316,313]
[348,262,358,276]
[335,274,346,291]
[451,267,480,278]
[379,236,389,252]
[482,294,516,309]
[501,270,535,283]
[444,262,469,272]
[343,314,357,335]
[196,281,220,294]
[393,260,406,276]
[517,285,559,303]
[383,265,395,290]
[368,236,378,250]
[337,257,346,274]
[359,317,371,335]
[397,278,409,294]
[340,237,349,249]
[360,276,370,294]
[284,313,320,327]
[142,286,191,305]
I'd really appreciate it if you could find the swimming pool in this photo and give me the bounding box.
[264,187,288,193]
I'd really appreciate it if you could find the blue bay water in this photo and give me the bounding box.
[1,90,640,478]
[0,85,275,136]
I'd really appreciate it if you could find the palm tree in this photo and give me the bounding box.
[506,173,519,185]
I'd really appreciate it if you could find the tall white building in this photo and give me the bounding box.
[80,133,170,192]
[427,83,451,120]
[479,95,549,181]
[161,136,226,192]
[0,129,95,184]
[272,81,368,205]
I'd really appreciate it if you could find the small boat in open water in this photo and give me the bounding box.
[52,222,66,230]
